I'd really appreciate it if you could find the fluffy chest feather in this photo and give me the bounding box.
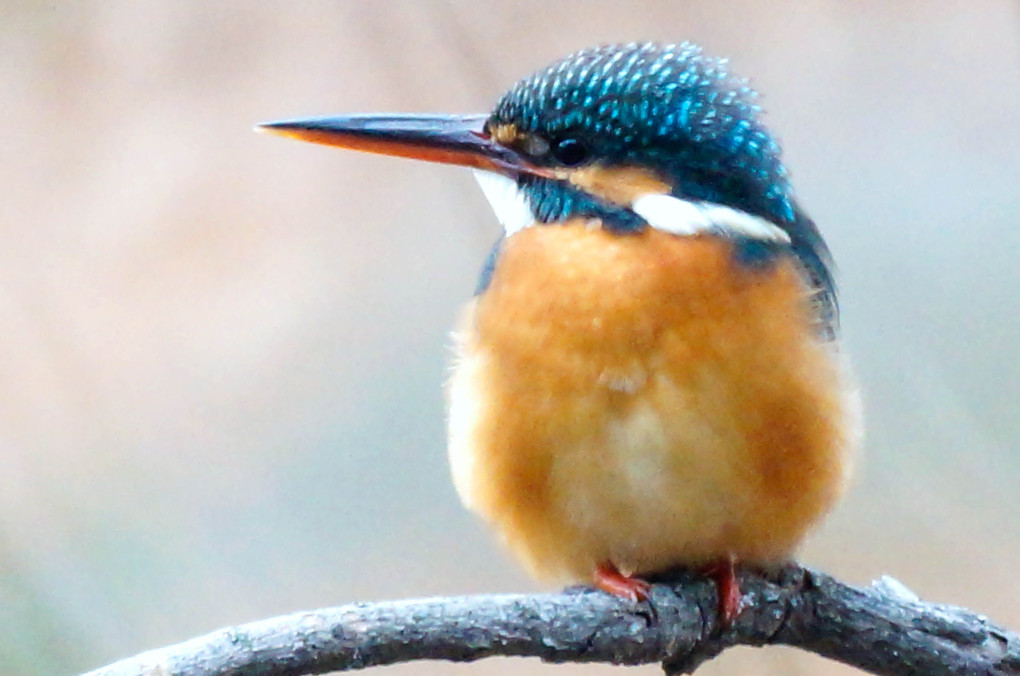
[447,221,855,581]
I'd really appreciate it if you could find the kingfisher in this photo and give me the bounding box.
[259,42,858,624]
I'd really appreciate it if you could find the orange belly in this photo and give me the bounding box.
[447,221,857,582]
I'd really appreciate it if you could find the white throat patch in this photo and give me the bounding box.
[472,169,790,244]
[472,170,534,237]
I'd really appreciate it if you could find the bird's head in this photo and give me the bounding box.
[259,42,835,330]
[479,42,795,235]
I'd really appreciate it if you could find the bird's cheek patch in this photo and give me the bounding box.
[562,165,671,207]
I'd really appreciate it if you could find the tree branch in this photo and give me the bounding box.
[81,565,1020,676]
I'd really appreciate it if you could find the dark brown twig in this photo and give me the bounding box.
[81,565,1020,676]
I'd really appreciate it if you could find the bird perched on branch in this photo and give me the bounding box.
[259,42,859,624]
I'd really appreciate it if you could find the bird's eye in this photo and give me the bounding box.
[551,137,589,166]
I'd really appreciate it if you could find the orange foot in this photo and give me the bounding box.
[594,561,651,602]
[702,555,743,627]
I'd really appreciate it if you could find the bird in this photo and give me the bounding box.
[258,41,859,624]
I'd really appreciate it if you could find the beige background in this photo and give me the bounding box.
[1,2,1019,674]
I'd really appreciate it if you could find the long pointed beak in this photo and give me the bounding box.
[256,113,547,177]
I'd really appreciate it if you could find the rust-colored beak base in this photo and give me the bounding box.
[257,113,544,177]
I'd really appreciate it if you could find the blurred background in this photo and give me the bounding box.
[1,2,1018,674]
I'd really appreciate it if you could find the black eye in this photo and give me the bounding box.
[551,137,589,166]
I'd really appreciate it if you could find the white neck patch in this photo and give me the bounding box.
[630,193,790,243]
[472,169,790,244]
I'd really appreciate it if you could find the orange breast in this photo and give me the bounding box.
[446,220,857,582]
